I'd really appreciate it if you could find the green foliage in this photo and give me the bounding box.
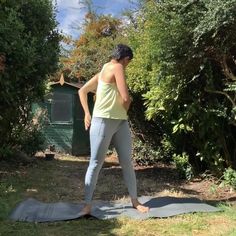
[0,146,12,160]
[132,139,161,166]
[132,134,175,166]
[171,118,193,134]
[0,0,60,158]
[12,121,45,157]
[222,167,236,189]
[126,0,236,174]
[172,152,193,180]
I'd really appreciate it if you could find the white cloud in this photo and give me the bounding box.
[54,0,85,38]
[55,0,82,9]
[54,0,138,38]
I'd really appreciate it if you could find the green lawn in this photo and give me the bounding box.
[0,155,236,236]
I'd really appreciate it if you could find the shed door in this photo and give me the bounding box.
[44,92,73,154]
[72,95,90,155]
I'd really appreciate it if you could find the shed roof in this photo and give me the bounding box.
[50,81,83,89]
[49,74,84,89]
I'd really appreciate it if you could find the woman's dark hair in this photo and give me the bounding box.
[111,44,133,61]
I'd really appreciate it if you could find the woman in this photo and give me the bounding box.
[79,44,149,214]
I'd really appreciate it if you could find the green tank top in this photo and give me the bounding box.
[92,66,128,120]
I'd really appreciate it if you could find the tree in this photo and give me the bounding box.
[0,0,60,157]
[126,0,236,172]
[59,1,127,83]
[61,13,124,81]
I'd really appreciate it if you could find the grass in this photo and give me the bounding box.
[0,155,236,236]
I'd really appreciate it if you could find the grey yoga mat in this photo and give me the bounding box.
[9,196,221,222]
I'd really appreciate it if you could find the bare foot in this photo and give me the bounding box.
[80,204,92,215]
[131,199,149,213]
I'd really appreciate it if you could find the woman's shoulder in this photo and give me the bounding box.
[100,63,122,77]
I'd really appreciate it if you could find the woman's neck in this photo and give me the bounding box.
[110,59,126,67]
[110,59,119,64]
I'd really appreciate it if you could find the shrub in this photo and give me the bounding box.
[222,167,236,189]
[172,152,193,180]
[132,139,161,166]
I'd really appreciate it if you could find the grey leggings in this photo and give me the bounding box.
[85,117,137,203]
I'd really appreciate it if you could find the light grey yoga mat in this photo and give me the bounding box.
[9,196,221,222]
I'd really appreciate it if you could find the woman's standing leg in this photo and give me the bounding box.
[112,120,149,213]
[111,120,137,199]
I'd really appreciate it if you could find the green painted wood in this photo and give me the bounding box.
[72,95,90,155]
[32,83,94,155]
[43,124,73,153]
[71,91,94,156]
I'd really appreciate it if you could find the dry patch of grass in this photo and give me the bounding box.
[0,153,236,236]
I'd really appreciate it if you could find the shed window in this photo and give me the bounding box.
[51,93,73,123]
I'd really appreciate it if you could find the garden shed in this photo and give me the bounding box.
[34,75,94,156]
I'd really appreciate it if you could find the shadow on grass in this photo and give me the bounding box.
[0,218,122,236]
[0,156,201,202]
[100,163,201,198]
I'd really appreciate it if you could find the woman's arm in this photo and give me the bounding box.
[114,64,131,111]
[78,73,99,130]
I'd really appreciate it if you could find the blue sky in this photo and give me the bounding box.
[55,0,137,38]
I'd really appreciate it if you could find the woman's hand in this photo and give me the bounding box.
[84,113,91,130]
[78,73,98,131]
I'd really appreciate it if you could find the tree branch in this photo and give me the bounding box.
[205,88,236,107]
